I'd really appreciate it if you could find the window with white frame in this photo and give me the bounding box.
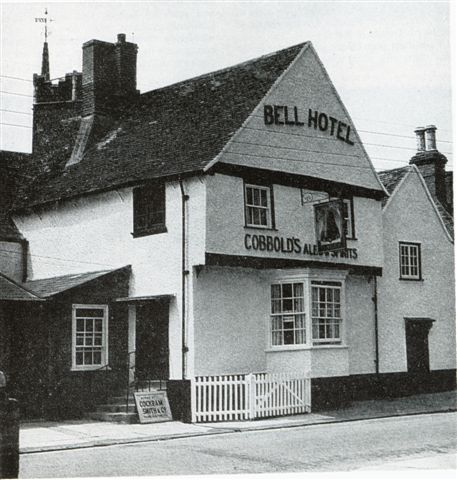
[270,282,306,346]
[72,305,108,370]
[245,184,272,228]
[311,281,342,344]
[342,199,354,239]
[399,242,421,280]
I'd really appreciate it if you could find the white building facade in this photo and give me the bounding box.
[2,35,454,421]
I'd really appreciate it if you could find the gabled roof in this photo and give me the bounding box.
[23,266,130,298]
[378,165,454,240]
[0,272,42,301]
[377,166,410,206]
[16,43,306,209]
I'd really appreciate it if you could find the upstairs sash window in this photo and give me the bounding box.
[399,242,422,280]
[245,184,272,228]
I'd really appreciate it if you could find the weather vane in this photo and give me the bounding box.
[35,8,53,42]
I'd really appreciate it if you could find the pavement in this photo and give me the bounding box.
[20,390,456,454]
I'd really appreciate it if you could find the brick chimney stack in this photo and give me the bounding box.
[81,33,138,116]
[66,34,139,167]
[410,125,450,212]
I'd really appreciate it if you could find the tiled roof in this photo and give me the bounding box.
[377,166,409,206]
[378,165,454,239]
[23,266,130,298]
[16,43,306,209]
[433,197,454,238]
[0,272,42,301]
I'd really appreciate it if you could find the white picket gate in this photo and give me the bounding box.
[192,372,311,423]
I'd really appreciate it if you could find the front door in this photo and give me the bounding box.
[405,320,432,374]
[135,302,169,381]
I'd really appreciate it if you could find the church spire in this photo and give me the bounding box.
[41,40,50,81]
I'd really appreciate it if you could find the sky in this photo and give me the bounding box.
[0,0,454,172]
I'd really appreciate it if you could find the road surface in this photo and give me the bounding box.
[20,412,457,477]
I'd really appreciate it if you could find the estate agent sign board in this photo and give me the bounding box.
[134,391,172,424]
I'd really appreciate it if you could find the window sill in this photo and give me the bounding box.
[399,277,423,282]
[132,225,167,238]
[71,366,111,372]
[265,344,347,352]
[244,225,278,232]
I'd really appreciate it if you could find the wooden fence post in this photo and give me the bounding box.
[246,373,256,420]
[190,377,196,423]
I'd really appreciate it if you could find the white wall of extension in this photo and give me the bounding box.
[13,177,207,379]
[377,169,456,373]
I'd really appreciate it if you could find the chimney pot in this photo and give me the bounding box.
[425,125,437,151]
[414,127,426,152]
[117,33,126,43]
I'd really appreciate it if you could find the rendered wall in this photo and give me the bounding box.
[377,171,456,373]
[206,173,383,269]
[13,177,207,380]
[193,266,375,378]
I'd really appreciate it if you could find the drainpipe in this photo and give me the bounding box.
[179,179,190,380]
[21,239,29,282]
[372,275,380,374]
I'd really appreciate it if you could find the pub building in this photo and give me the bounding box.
[0,34,454,422]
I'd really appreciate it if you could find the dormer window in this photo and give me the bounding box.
[133,183,166,237]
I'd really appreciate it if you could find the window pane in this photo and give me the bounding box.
[282,298,293,312]
[246,187,253,204]
[84,351,93,365]
[294,283,303,297]
[271,300,281,314]
[282,283,292,298]
[260,189,267,207]
[271,285,281,299]
[294,297,303,312]
[253,188,259,205]
[283,329,294,345]
[76,308,105,317]
[93,351,102,365]
[76,351,83,365]
[259,209,267,226]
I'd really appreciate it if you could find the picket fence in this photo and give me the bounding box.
[192,372,311,423]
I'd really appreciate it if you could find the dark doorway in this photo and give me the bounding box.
[405,319,433,374]
[135,302,169,381]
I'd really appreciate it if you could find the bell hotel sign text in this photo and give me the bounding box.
[263,104,355,145]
